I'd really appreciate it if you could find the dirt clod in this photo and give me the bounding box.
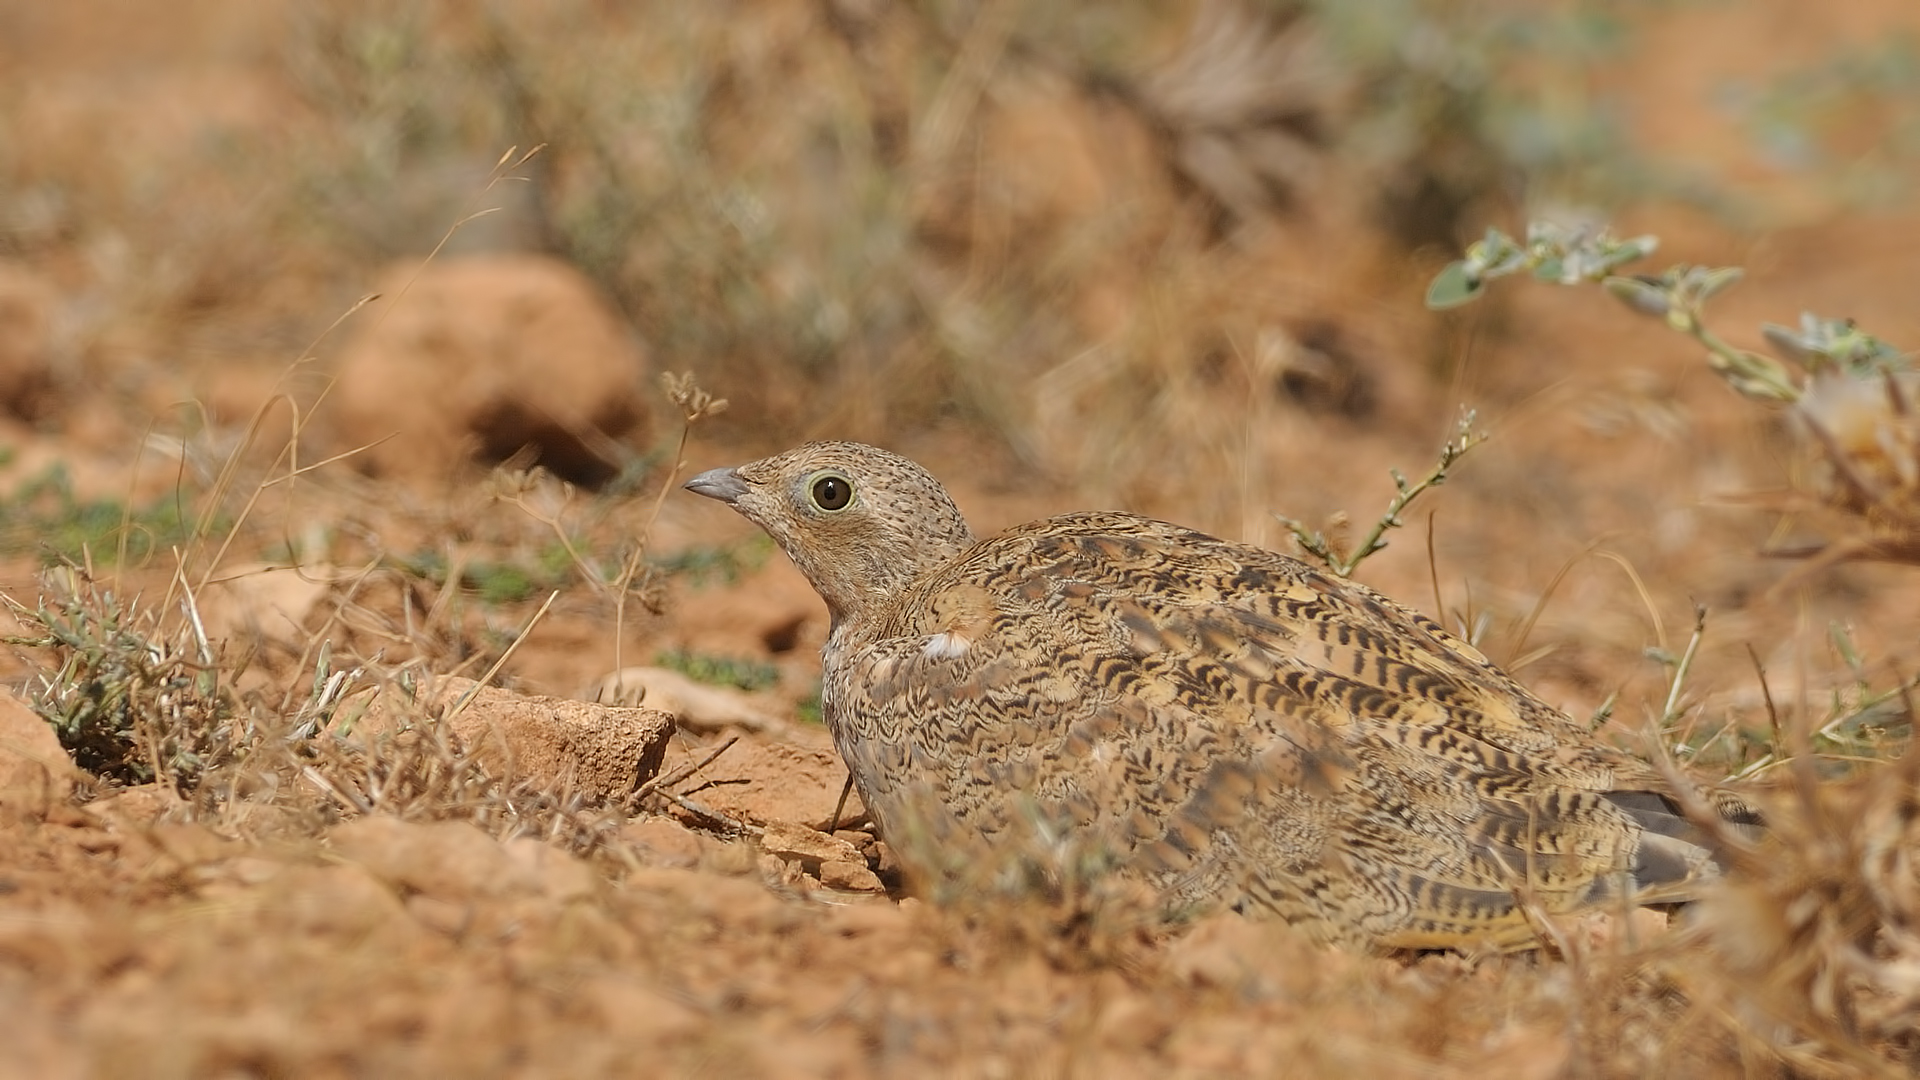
[818,859,886,893]
[0,689,73,820]
[331,254,650,485]
[330,816,540,902]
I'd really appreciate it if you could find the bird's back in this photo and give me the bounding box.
[825,510,1753,951]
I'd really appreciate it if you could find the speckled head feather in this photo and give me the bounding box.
[686,441,1762,952]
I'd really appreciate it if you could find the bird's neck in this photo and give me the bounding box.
[805,526,974,629]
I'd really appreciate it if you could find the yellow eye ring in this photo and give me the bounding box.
[809,472,853,512]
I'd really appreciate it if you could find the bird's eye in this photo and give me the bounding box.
[809,473,853,512]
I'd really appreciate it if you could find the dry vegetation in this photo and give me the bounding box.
[3,0,1920,1076]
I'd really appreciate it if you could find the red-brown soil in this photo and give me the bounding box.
[2,1,1919,1075]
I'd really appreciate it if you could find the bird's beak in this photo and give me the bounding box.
[683,466,750,505]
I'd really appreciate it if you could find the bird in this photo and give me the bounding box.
[684,440,1760,951]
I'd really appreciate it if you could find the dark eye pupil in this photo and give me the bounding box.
[812,476,851,510]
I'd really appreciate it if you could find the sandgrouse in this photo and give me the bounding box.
[686,441,1759,951]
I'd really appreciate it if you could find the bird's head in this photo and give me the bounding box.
[684,441,977,625]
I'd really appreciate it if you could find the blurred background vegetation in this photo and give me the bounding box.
[5,0,1914,487]
[2,0,1919,722]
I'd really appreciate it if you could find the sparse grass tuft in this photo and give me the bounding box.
[5,568,630,856]
[8,575,247,788]
[888,796,1161,973]
[1684,747,1920,1075]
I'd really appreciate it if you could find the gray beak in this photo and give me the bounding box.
[684,466,750,504]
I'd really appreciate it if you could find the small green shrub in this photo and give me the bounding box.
[0,463,206,568]
[654,649,779,693]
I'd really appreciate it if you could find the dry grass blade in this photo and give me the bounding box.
[1681,747,1920,1077]
[626,734,738,813]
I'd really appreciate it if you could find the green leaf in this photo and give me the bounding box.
[1761,322,1816,367]
[1603,275,1670,318]
[1425,262,1484,310]
[1613,234,1660,263]
[1695,266,1745,301]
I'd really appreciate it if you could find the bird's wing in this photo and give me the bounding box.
[838,514,1744,950]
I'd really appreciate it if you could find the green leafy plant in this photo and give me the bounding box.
[1276,409,1486,577]
[1429,220,1919,565]
[655,649,779,693]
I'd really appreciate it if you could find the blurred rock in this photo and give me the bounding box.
[591,666,787,734]
[263,863,413,940]
[331,254,649,485]
[79,783,183,829]
[146,822,245,868]
[619,815,716,869]
[577,973,704,1043]
[0,688,72,818]
[352,675,674,801]
[503,835,600,903]
[0,262,57,421]
[331,817,536,902]
[759,819,862,868]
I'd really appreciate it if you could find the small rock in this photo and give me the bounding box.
[818,858,886,893]
[831,828,875,853]
[591,666,787,734]
[758,851,802,888]
[759,819,864,869]
[347,675,674,801]
[868,840,903,882]
[0,689,73,819]
[620,815,712,869]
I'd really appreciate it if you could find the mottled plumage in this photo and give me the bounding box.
[686,441,1758,951]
